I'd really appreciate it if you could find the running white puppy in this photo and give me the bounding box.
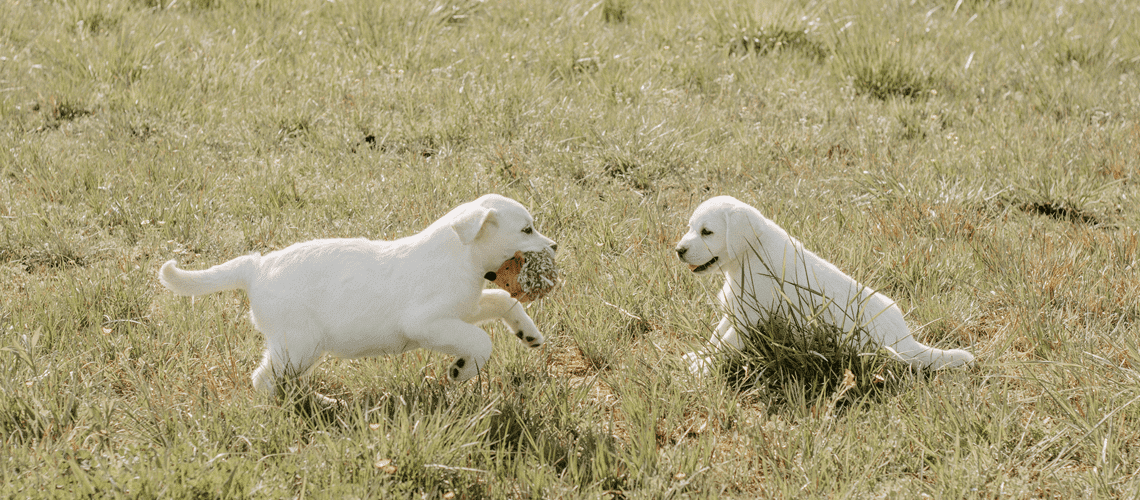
[675,196,974,374]
[159,194,556,395]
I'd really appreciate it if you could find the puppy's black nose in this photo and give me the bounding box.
[676,247,687,258]
[551,243,558,252]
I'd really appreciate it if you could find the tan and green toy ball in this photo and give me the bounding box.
[485,250,559,303]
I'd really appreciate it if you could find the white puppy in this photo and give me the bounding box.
[675,196,974,374]
[159,194,556,395]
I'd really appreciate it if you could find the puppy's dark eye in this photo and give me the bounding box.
[522,227,533,234]
[700,228,713,236]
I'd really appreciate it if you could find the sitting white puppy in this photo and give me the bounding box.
[675,196,974,374]
[159,194,556,395]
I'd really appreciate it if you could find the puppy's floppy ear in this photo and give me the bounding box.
[723,205,756,263]
[451,206,497,245]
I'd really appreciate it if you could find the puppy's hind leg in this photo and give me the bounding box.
[883,336,976,370]
[867,309,976,370]
[412,319,495,382]
[468,289,544,349]
[250,340,325,397]
[250,349,279,395]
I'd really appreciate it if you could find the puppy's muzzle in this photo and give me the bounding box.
[676,247,717,272]
[689,257,718,273]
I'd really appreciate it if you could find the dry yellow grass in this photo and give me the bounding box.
[2,0,1139,497]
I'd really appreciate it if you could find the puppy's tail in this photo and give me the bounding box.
[159,254,260,297]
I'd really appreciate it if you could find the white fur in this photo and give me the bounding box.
[675,196,974,374]
[159,194,556,394]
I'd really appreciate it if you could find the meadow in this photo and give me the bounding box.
[1,0,1139,497]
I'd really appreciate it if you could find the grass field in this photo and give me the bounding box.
[2,0,1139,497]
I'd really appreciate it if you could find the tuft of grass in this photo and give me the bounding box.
[715,312,909,409]
[836,49,940,101]
[601,0,630,24]
[1002,171,1124,227]
[728,26,828,61]
[30,98,95,130]
[1051,38,1105,69]
[829,14,944,101]
[1018,199,1101,225]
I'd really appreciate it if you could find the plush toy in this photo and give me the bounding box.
[485,250,558,303]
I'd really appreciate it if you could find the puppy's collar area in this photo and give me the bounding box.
[484,272,497,281]
[690,257,718,273]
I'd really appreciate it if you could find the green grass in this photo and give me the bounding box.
[2,0,1139,497]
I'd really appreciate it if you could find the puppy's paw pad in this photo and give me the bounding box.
[448,358,470,382]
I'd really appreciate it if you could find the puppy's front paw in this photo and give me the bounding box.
[500,307,544,349]
[514,327,544,348]
[682,351,713,377]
